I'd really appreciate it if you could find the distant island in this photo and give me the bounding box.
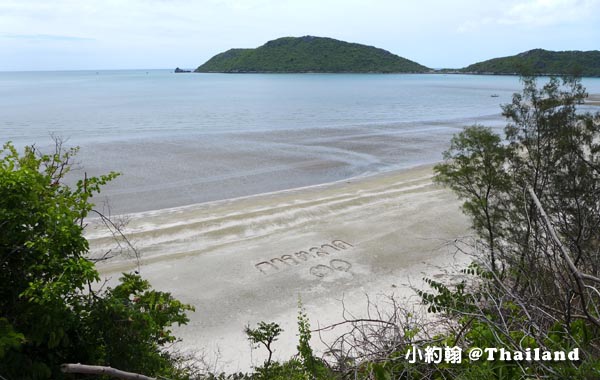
[194,36,429,73]
[461,49,600,77]
[189,38,600,77]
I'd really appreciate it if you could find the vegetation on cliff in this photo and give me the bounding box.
[195,36,429,73]
[462,49,600,76]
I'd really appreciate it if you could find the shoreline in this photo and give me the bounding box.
[586,93,600,105]
[94,162,437,220]
[89,163,440,272]
[90,164,473,372]
[76,125,471,215]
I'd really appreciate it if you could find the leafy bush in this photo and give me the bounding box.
[0,141,194,379]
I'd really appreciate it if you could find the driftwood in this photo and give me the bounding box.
[60,363,156,380]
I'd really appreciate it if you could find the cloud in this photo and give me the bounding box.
[456,0,600,33]
[456,17,494,33]
[2,34,94,42]
[456,0,600,32]
[498,0,600,26]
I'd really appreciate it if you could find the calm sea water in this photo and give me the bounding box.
[2,70,599,212]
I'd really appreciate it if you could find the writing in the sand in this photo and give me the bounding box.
[254,239,353,275]
[309,259,352,278]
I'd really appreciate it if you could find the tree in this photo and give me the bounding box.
[501,76,600,292]
[430,76,600,378]
[0,141,194,379]
[434,125,510,274]
[245,322,283,369]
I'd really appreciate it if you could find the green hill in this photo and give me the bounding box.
[462,49,600,77]
[195,36,429,73]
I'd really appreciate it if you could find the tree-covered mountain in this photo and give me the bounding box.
[195,36,429,73]
[461,49,600,77]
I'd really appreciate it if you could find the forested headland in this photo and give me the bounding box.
[195,36,429,73]
[461,49,600,77]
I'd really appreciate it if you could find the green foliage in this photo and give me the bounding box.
[434,125,510,273]
[461,48,600,77]
[245,321,283,368]
[240,305,336,380]
[500,76,600,295]
[195,36,429,73]
[416,278,478,315]
[249,359,309,380]
[86,273,195,375]
[0,142,113,378]
[0,141,194,379]
[296,303,315,377]
[294,301,331,380]
[0,318,25,358]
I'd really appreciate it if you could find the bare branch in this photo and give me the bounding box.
[60,363,157,380]
[527,186,600,327]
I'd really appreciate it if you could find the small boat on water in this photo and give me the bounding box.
[491,94,499,98]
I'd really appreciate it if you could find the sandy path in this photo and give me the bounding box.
[89,165,471,372]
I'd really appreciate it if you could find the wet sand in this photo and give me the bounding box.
[73,116,505,215]
[586,93,600,106]
[89,165,471,372]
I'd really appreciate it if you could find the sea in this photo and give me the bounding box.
[2,70,599,213]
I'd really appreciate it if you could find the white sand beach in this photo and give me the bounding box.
[88,165,472,372]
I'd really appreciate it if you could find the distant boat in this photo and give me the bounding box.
[491,94,499,97]
[174,67,191,73]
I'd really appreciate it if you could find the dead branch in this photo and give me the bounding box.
[60,363,156,380]
[313,318,398,333]
[91,207,141,271]
[527,186,600,328]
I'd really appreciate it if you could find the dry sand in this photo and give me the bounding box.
[88,165,472,372]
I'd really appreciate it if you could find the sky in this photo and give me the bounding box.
[0,0,599,71]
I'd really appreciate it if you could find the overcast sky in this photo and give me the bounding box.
[1,0,599,71]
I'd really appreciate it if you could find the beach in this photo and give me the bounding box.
[89,164,472,372]
[587,93,600,106]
